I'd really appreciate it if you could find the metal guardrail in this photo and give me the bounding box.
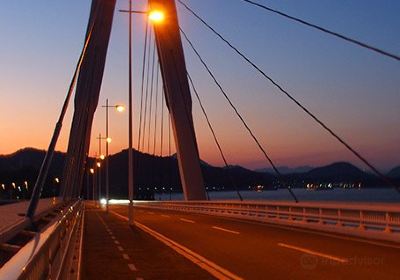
[134,200,400,243]
[0,200,84,280]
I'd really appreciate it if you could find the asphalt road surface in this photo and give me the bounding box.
[83,204,400,279]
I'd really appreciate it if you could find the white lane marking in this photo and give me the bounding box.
[114,240,120,245]
[161,214,170,218]
[179,218,195,223]
[212,226,240,235]
[111,236,116,240]
[110,210,243,280]
[215,214,400,250]
[117,246,124,252]
[122,253,130,260]
[278,243,348,263]
[128,263,137,271]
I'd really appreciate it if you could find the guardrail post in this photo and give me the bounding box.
[336,209,342,227]
[384,212,391,233]
[318,208,323,224]
[276,206,280,220]
[359,210,365,230]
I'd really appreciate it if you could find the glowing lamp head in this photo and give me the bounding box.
[90,168,95,174]
[55,178,60,183]
[97,162,101,168]
[116,105,125,112]
[100,154,105,160]
[149,10,165,23]
[106,137,112,144]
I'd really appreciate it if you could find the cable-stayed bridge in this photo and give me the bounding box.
[0,0,399,279]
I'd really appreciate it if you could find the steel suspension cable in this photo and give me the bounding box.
[148,39,156,154]
[187,72,243,201]
[168,113,172,156]
[160,66,165,156]
[178,2,400,192]
[153,63,160,155]
[27,21,96,218]
[142,28,153,151]
[178,0,400,62]
[137,18,149,151]
[180,27,298,202]
[238,0,400,62]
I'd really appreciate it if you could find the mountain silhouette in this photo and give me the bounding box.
[387,166,400,178]
[0,149,395,200]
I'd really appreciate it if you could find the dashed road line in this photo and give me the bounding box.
[212,226,240,235]
[161,214,170,218]
[95,211,141,275]
[111,210,243,280]
[278,243,348,263]
[128,263,137,271]
[179,218,195,223]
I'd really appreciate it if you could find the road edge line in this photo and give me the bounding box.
[278,242,348,263]
[110,210,242,280]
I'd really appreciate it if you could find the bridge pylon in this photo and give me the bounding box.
[150,0,206,200]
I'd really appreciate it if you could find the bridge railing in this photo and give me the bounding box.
[0,200,84,280]
[133,200,400,243]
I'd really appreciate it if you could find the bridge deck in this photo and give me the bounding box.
[82,203,211,280]
[83,203,399,280]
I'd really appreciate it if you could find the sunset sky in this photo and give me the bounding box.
[0,0,399,171]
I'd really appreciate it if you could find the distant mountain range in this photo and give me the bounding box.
[388,166,400,178]
[0,148,398,199]
[255,166,313,174]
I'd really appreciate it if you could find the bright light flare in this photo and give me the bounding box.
[100,198,107,205]
[90,168,95,174]
[106,137,112,143]
[54,178,60,183]
[116,105,125,112]
[100,154,105,160]
[149,10,165,23]
[97,162,101,168]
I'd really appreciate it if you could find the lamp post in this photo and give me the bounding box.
[101,99,124,212]
[96,133,111,203]
[119,2,165,226]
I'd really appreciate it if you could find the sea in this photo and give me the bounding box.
[154,188,400,203]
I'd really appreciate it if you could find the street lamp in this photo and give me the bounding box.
[148,10,165,23]
[101,99,124,213]
[53,177,60,198]
[119,2,166,226]
[89,168,96,205]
